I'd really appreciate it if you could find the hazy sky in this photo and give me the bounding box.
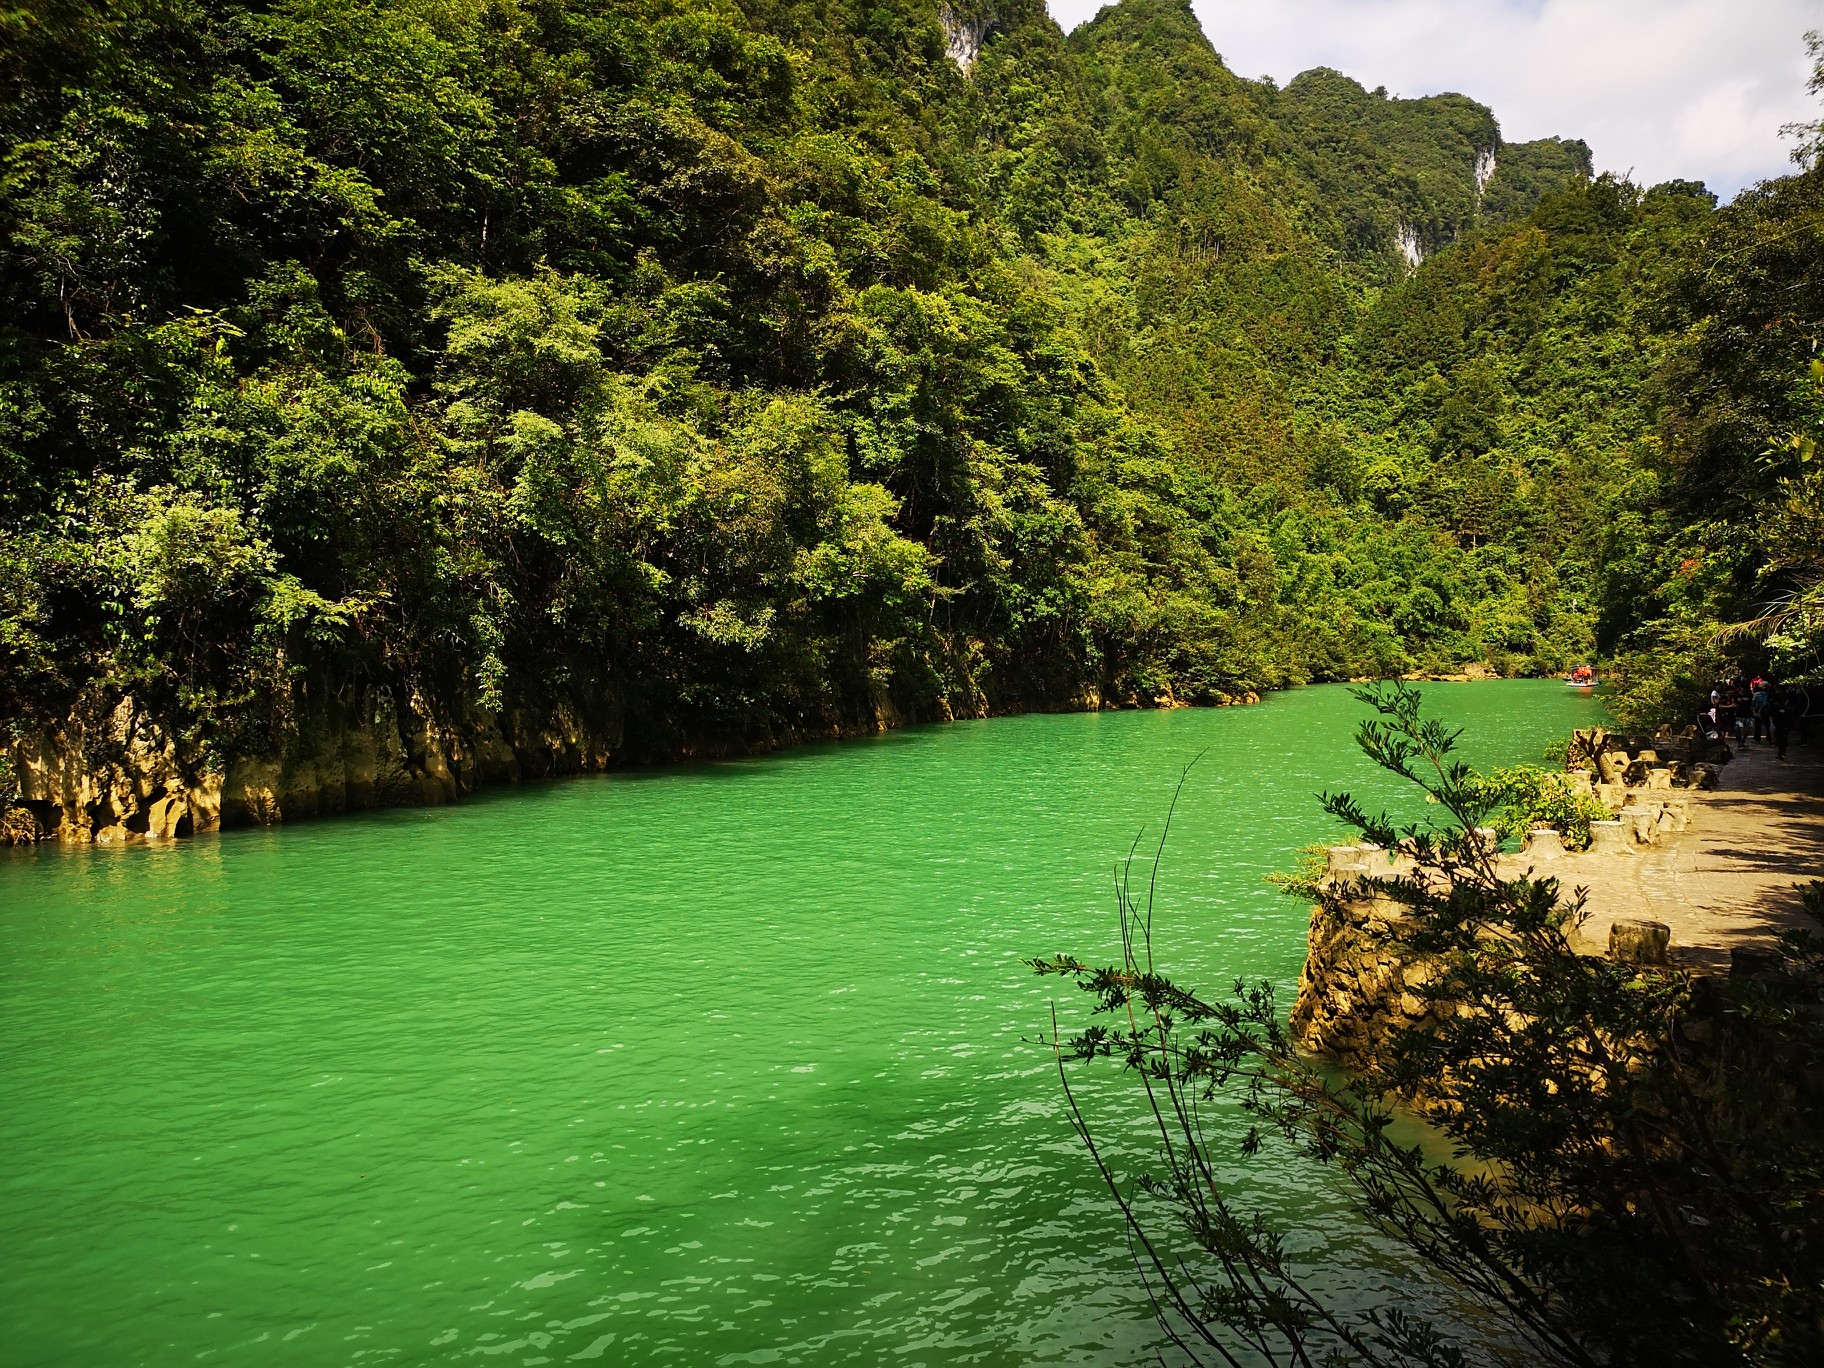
[1044,0,1824,199]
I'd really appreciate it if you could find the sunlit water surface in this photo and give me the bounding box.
[0,682,1607,1366]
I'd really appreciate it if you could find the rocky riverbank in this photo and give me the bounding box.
[1,683,1266,846]
[2,689,620,845]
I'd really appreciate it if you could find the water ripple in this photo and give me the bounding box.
[0,683,1605,1365]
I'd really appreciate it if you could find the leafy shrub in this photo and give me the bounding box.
[1468,763,1611,848]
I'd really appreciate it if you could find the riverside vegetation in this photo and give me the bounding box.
[2,0,1822,838]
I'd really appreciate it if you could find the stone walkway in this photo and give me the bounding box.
[1554,735,1824,970]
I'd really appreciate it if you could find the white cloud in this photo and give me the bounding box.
[1045,0,1824,199]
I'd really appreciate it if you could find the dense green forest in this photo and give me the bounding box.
[2,0,1820,817]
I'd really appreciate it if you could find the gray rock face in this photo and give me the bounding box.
[1475,146,1498,196]
[1395,222,1425,271]
[938,3,993,73]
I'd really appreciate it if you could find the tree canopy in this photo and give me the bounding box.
[1,0,1818,764]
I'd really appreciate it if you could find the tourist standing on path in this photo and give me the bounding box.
[1753,680,1772,742]
[1718,685,1742,747]
[1771,683,1800,762]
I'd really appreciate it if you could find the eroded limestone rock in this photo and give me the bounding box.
[938,2,994,73]
[3,685,619,844]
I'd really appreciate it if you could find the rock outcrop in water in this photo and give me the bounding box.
[1288,844,1686,1073]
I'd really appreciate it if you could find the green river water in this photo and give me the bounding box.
[1,682,1606,1366]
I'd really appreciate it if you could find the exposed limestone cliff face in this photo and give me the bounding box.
[1474,146,1497,198]
[1394,222,1425,271]
[938,2,994,74]
[2,688,622,845]
[10,696,221,843]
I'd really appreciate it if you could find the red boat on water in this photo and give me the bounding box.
[1565,665,1598,690]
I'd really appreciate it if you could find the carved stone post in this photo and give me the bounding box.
[1609,918,1671,965]
[1521,825,1567,859]
[1618,806,1657,846]
[1588,820,1633,856]
[1326,844,1368,879]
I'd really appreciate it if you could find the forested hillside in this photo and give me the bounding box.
[2,0,1819,833]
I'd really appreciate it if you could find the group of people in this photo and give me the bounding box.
[1703,674,1810,761]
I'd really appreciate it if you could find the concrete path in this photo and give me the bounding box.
[1555,734,1824,971]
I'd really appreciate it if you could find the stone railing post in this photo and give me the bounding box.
[1609,918,1671,965]
[1618,805,1658,846]
[1521,825,1566,859]
[1326,844,1368,879]
[1587,819,1633,856]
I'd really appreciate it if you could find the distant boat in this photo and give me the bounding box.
[1564,667,1598,690]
